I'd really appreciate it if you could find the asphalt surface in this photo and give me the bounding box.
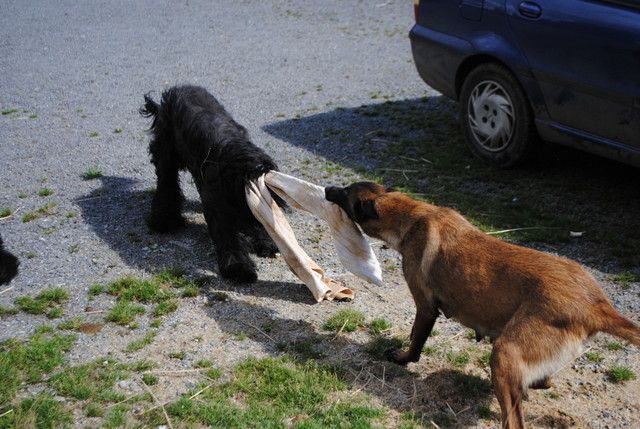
[0,0,426,336]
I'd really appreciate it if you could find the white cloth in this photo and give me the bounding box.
[244,171,383,302]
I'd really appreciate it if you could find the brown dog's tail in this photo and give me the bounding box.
[598,305,640,346]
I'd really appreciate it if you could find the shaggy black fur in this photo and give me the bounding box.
[0,234,19,285]
[140,85,282,282]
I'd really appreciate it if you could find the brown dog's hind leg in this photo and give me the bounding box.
[387,303,439,365]
[491,341,526,429]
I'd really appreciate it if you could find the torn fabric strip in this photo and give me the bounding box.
[245,171,382,302]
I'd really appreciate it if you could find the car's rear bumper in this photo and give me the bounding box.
[409,24,474,100]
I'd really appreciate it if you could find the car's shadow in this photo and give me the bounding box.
[75,176,320,304]
[263,96,640,269]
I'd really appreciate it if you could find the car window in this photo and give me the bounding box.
[598,0,640,10]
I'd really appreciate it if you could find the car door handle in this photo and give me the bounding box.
[518,1,542,19]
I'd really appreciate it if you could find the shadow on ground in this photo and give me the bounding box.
[263,96,640,269]
[76,176,317,304]
[203,297,496,428]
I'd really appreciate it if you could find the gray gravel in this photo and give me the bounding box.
[0,1,638,428]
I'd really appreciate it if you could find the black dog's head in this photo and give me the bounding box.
[0,235,19,285]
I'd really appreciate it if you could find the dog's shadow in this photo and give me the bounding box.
[203,297,496,428]
[76,176,318,304]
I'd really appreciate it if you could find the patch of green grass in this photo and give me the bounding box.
[422,345,436,356]
[0,393,73,428]
[291,336,324,360]
[1,108,19,115]
[233,331,247,341]
[612,272,640,290]
[49,358,129,402]
[608,366,636,383]
[195,359,213,368]
[22,201,58,222]
[57,317,82,331]
[168,351,186,360]
[323,309,365,333]
[606,341,623,351]
[368,318,392,334]
[113,127,123,134]
[205,367,222,380]
[37,187,53,197]
[0,207,11,218]
[88,283,104,296]
[0,330,76,405]
[0,305,19,318]
[29,114,38,119]
[107,275,175,303]
[17,192,27,199]
[131,359,157,372]
[153,299,178,317]
[125,331,157,352]
[65,211,76,218]
[106,300,145,325]
[446,350,471,367]
[14,287,69,317]
[584,351,604,363]
[365,335,405,360]
[84,402,104,417]
[89,131,99,138]
[103,404,129,428]
[149,318,162,328]
[148,356,385,428]
[82,167,103,180]
[182,285,199,297]
[478,350,492,367]
[142,373,159,386]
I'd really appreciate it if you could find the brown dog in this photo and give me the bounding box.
[325,182,640,429]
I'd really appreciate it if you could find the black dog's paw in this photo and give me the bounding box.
[221,262,258,283]
[146,213,185,233]
[253,239,279,258]
[385,349,416,366]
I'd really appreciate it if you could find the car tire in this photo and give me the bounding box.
[459,63,538,168]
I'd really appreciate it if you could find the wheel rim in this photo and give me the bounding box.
[467,80,515,152]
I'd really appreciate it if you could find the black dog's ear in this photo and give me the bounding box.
[353,199,378,222]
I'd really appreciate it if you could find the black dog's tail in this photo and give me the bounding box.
[139,92,160,118]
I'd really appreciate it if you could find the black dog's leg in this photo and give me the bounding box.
[201,193,257,283]
[243,221,279,258]
[147,136,185,232]
[0,236,19,285]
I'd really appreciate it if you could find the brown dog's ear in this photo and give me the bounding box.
[353,199,378,222]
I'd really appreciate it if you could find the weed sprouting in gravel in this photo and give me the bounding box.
[37,187,53,197]
[106,300,145,325]
[125,331,157,352]
[142,373,158,385]
[21,201,58,222]
[113,128,123,134]
[1,108,19,115]
[82,167,104,180]
[584,351,604,363]
[368,318,392,334]
[446,350,471,367]
[608,366,636,383]
[0,207,11,218]
[612,272,640,290]
[14,287,69,318]
[606,341,623,351]
[323,309,365,333]
[89,131,99,137]
[0,305,19,317]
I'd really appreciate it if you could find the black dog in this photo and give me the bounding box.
[140,85,282,282]
[0,234,19,285]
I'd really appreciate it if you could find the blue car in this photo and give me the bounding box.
[410,0,640,168]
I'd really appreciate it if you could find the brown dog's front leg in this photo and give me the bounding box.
[387,304,439,365]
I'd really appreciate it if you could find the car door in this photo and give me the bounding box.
[505,0,640,148]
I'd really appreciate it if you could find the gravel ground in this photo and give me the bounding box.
[0,1,638,428]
